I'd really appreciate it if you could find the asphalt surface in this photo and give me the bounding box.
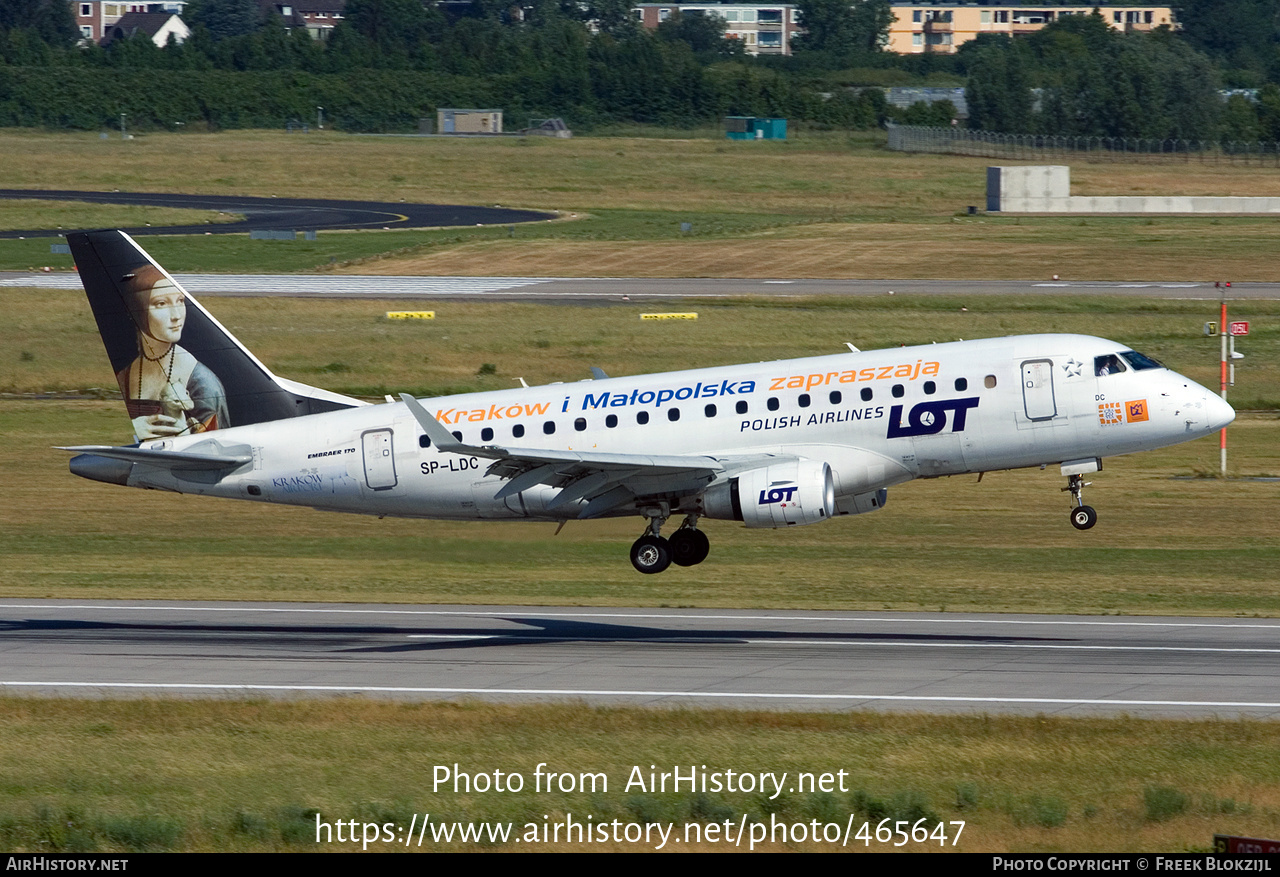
[3,600,1278,717]
[0,189,551,238]
[4,273,1278,302]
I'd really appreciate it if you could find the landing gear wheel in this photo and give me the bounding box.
[669,528,710,567]
[1070,505,1097,530]
[630,535,672,574]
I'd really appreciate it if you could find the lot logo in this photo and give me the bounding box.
[759,485,798,506]
[886,398,979,439]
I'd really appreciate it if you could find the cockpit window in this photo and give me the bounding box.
[1120,350,1164,371]
[1095,354,1127,377]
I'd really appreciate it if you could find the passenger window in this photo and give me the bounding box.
[451,431,462,442]
[1095,354,1127,377]
[798,393,810,408]
[704,404,717,417]
[543,421,556,435]
[891,384,904,398]
[418,435,430,448]
[637,411,649,425]
[606,414,618,428]
[736,400,748,414]
[767,397,780,411]
[923,381,936,395]
[984,375,997,389]
[955,377,968,392]
[668,408,680,422]
[481,427,493,442]
[574,417,586,432]
[513,424,525,438]
[860,387,873,402]
[829,391,842,404]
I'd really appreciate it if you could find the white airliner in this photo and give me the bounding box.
[63,230,1234,574]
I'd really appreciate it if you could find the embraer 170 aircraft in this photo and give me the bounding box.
[63,231,1234,574]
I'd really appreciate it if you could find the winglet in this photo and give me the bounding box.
[399,393,502,458]
[399,393,466,451]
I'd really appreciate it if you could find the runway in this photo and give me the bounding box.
[4,273,1278,301]
[3,600,1279,718]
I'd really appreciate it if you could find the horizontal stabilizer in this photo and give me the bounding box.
[58,444,251,472]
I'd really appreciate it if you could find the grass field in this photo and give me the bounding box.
[2,699,1278,852]
[2,129,1280,279]
[0,199,236,233]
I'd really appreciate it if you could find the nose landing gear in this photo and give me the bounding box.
[1063,473,1097,530]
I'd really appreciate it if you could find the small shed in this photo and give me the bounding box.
[725,117,787,141]
[437,109,503,134]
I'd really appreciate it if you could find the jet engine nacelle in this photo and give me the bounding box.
[703,460,836,528]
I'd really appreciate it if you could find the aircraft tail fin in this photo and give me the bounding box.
[67,229,365,443]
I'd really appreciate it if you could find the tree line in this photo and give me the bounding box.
[0,0,1278,138]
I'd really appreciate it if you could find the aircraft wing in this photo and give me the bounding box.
[400,394,793,517]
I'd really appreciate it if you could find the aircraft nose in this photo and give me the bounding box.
[1205,391,1236,431]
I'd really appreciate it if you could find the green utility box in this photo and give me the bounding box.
[725,117,787,140]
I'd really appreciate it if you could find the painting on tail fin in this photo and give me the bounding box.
[67,229,365,441]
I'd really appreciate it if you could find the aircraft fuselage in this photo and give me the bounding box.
[95,333,1230,525]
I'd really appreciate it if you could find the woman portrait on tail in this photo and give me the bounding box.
[115,264,230,441]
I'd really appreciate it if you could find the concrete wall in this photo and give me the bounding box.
[988,165,1280,214]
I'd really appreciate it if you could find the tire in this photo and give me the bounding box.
[630,535,672,574]
[1070,505,1098,530]
[669,529,710,567]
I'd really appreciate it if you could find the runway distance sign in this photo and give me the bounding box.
[1214,833,1280,854]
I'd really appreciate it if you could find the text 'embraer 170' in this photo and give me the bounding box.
[62,231,1234,574]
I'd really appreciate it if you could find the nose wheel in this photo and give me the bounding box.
[1070,505,1097,530]
[1063,474,1098,530]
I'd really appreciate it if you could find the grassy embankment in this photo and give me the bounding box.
[2,700,1279,853]
[1,129,1280,280]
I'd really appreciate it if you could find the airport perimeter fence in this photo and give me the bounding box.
[886,123,1280,166]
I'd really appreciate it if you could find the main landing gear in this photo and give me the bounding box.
[629,512,710,574]
[1063,473,1098,531]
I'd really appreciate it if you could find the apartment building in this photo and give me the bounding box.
[73,1,185,43]
[634,4,801,55]
[888,4,1176,54]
